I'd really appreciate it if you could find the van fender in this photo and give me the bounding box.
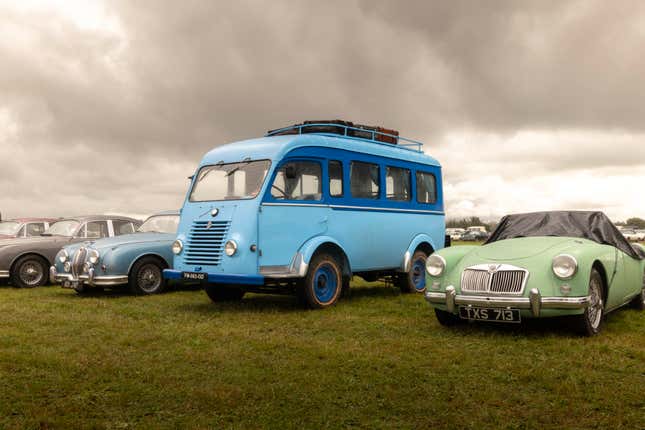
[296,236,351,277]
[400,234,437,272]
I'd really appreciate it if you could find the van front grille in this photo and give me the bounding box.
[461,265,527,295]
[183,221,230,266]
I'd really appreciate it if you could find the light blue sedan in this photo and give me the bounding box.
[51,211,179,294]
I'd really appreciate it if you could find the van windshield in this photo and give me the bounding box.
[190,160,271,202]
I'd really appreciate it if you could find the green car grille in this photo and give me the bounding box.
[461,265,527,295]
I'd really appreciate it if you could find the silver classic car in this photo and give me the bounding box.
[0,215,141,288]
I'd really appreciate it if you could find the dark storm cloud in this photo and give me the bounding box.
[0,0,644,219]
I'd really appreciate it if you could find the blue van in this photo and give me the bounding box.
[163,121,446,308]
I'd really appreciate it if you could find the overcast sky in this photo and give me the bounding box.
[1,0,644,222]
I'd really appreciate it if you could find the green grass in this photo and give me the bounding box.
[1,281,644,429]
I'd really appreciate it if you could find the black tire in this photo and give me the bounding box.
[128,257,166,295]
[204,283,245,302]
[572,268,605,336]
[629,269,645,310]
[301,253,342,309]
[434,308,463,326]
[397,250,428,293]
[10,255,49,288]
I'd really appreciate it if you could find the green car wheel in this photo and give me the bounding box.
[572,269,605,336]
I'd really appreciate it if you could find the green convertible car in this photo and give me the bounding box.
[424,211,645,336]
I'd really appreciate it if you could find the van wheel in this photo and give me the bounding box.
[205,284,245,302]
[398,250,428,293]
[11,255,49,288]
[572,269,605,336]
[301,253,342,309]
[129,257,166,295]
[630,269,645,310]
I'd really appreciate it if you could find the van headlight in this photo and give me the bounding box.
[88,249,100,264]
[225,240,238,256]
[172,239,183,255]
[552,254,577,280]
[58,249,69,263]
[426,254,446,277]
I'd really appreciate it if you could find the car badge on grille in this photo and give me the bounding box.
[211,208,219,217]
[206,221,213,230]
[488,264,500,273]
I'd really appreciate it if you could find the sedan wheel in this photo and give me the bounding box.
[129,257,166,295]
[11,256,48,288]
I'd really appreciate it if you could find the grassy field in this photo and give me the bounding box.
[1,278,644,429]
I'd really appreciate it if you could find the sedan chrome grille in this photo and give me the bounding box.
[71,247,87,278]
[184,221,230,266]
[461,264,528,295]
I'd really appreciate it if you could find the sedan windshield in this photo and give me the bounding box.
[138,215,179,234]
[44,220,80,236]
[0,221,20,235]
[189,160,271,202]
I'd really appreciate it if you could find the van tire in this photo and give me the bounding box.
[301,253,342,309]
[205,284,245,302]
[397,250,428,293]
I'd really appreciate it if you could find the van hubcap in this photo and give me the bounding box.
[313,264,338,304]
[411,258,426,292]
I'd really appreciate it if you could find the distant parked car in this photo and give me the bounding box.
[622,229,645,242]
[0,215,141,288]
[467,225,488,234]
[0,218,56,240]
[461,230,489,241]
[446,228,466,241]
[51,211,179,294]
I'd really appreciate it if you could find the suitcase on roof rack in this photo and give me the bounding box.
[302,119,353,136]
[350,124,399,144]
[375,126,399,144]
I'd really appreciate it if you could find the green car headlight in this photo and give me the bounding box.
[552,254,577,280]
[426,254,446,277]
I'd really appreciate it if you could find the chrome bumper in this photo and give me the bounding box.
[0,270,9,278]
[425,286,591,317]
[50,266,128,287]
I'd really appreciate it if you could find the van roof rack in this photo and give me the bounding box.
[266,120,424,153]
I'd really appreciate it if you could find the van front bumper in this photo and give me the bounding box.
[163,269,264,286]
[424,286,591,317]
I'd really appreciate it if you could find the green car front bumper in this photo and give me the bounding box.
[425,286,591,317]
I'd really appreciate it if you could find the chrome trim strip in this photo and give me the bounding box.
[0,270,9,278]
[425,287,591,316]
[401,250,411,272]
[261,202,444,215]
[85,275,129,286]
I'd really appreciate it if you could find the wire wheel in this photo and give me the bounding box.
[19,260,44,287]
[587,275,604,330]
[137,264,162,294]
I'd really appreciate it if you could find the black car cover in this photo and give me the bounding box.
[486,211,643,260]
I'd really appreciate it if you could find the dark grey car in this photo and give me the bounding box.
[0,215,141,288]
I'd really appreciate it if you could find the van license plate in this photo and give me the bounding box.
[182,272,207,281]
[459,307,521,323]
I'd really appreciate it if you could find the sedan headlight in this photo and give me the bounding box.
[63,262,71,273]
[552,254,577,280]
[225,240,238,256]
[88,249,100,265]
[426,254,446,277]
[58,249,69,263]
[172,239,183,255]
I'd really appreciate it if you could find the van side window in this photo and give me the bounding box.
[350,161,380,199]
[386,166,411,201]
[416,171,437,204]
[329,161,343,197]
[270,161,322,201]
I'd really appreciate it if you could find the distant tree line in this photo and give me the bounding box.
[616,217,645,229]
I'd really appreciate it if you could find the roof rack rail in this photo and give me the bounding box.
[266,121,424,153]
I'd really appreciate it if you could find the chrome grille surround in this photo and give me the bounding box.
[460,264,529,295]
[71,247,88,279]
[184,220,230,266]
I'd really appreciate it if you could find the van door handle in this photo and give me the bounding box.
[319,216,328,224]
